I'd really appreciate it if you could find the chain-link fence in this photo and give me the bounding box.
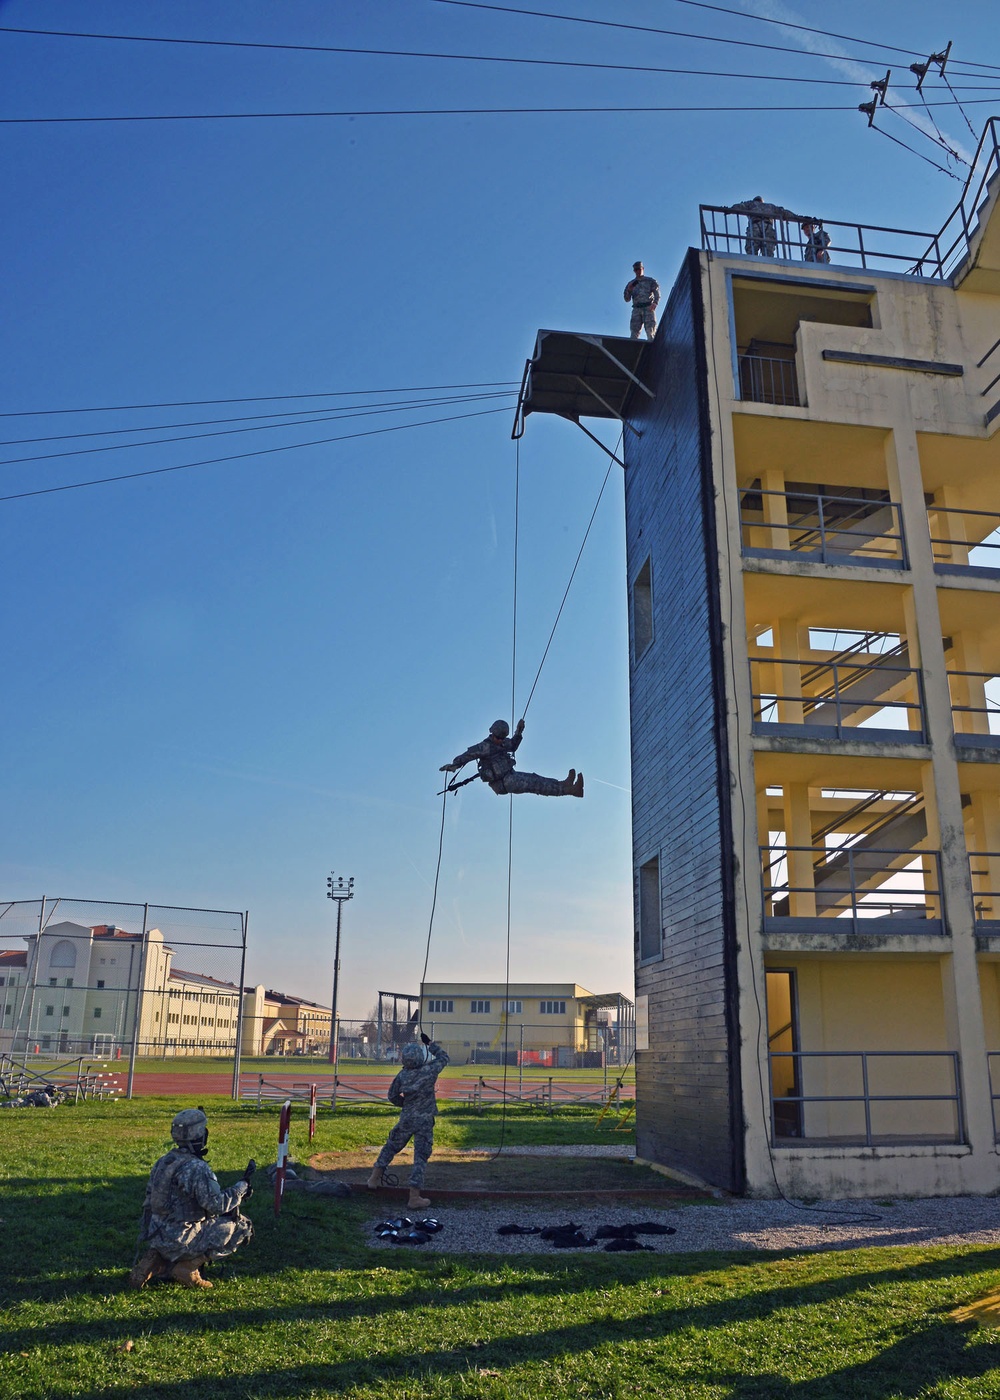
[0,896,247,1098]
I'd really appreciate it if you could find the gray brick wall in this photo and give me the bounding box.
[625,250,743,1191]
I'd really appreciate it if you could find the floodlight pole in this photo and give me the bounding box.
[326,873,354,1066]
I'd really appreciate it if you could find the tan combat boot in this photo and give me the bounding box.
[128,1249,168,1289]
[170,1256,212,1289]
[408,1188,431,1210]
[367,1166,385,1190]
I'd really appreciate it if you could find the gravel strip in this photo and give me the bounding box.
[366,1197,1000,1255]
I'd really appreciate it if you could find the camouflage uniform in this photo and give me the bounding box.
[449,729,569,798]
[139,1148,253,1263]
[729,198,801,258]
[623,274,660,339]
[375,1041,450,1187]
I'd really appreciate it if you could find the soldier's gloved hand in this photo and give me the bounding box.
[515,719,525,735]
[440,763,457,773]
[420,1032,431,1046]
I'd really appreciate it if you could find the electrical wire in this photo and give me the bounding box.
[0,405,511,504]
[0,381,520,420]
[0,392,516,466]
[942,72,981,140]
[6,98,997,124]
[429,0,1000,77]
[870,120,963,180]
[2,25,971,89]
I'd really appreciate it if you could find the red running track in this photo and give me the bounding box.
[123,1072,630,1102]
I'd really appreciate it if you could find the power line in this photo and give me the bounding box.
[664,0,928,59]
[0,392,517,448]
[7,24,988,89]
[428,0,1000,76]
[0,406,512,504]
[9,101,1000,125]
[0,381,519,420]
[0,393,517,467]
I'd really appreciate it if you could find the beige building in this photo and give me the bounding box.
[2,920,251,1059]
[516,120,1000,1196]
[420,982,633,1065]
[240,985,332,1057]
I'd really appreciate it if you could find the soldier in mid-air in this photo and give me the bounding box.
[440,718,583,798]
[368,1034,450,1209]
[129,1107,255,1290]
[623,261,660,339]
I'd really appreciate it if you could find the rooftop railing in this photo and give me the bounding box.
[947,671,1000,745]
[701,116,1000,281]
[739,487,907,568]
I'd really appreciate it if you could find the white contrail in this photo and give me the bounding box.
[742,0,974,167]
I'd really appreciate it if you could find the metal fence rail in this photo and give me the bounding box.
[928,506,1000,573]
[762,844,943,931]
[739,488,906,567]
[751,656,924,740]
[769,1049,964,1146]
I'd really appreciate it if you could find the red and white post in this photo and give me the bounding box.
[274,1098,292,1217]
[308,1082,317,1142]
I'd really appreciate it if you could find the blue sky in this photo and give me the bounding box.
[0,0,995,1016]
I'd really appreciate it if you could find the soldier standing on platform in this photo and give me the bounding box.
[623,261,660,340]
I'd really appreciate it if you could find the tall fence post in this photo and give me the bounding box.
[21,896,46,1055]
[125,904,150,1100]
[231,911,249,1101]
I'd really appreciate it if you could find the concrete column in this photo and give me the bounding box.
[783,783,817,917]
[890,420,993,1178]
[775,618,804,726]
[761,467,789,553]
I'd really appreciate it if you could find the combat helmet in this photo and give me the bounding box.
[489,720,510,738]
[171,1107,209,1152]
[401,1042,429,1069]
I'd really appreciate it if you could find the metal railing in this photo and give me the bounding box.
[701,205,945,275]
[762,844,943,929]
[969,853,1000,925]
[928,506,1000,572]
[769,1049,964,1146]
[738,352,799,405]
[739,487,906,566]
[701,116,1000,280]
[987,1053,1000,1141]
[947,671,1000,743]
[751,656,924,740]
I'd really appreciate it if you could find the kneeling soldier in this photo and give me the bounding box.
[129,1107,254,1290]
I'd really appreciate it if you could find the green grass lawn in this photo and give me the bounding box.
[2,1098,1000,1399]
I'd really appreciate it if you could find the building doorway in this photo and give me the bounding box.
[766,969,802,1139]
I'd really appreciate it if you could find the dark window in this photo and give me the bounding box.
[44,1005,54,1017]
[632,557,653,660]
[93,1007,102,1020]
[470,1000,491,1014]
[97,980,105,989]
[638,856,662,961]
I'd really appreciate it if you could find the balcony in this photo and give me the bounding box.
[738,347,799,406]
[740,487,907,568]
[929,506,1000,579]
[769,1050,964,1146]
[762,844,943,936]
[752,653,925,744]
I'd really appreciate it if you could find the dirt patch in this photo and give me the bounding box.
[307,1149,703,1196]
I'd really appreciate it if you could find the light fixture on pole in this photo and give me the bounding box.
[326,872,354,1066]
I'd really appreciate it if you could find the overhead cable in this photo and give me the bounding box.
[0,406,512,504]
[7,25,990,88]
[6,99,998,124]
[428,1,1000,76]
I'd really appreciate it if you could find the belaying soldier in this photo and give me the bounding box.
[440,718,583,798]
[368,1033,450,1209]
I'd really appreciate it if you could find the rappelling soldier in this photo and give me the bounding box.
[368,1033,450,1210]
[440,718,583,798]
[129,1107,255,1290]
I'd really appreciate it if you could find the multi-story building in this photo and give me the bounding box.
[420,981,634,1065]
[240,984,333,1056]
[515,120,1000,1196]
[2,919,266,1058]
